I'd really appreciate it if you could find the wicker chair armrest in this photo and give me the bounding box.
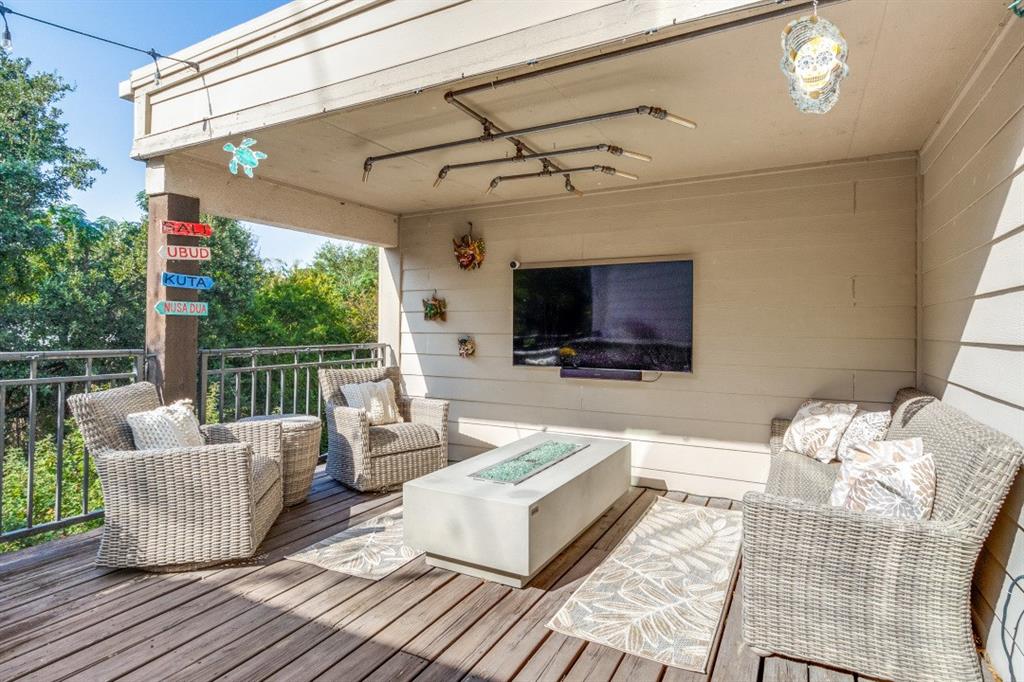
[769,418,791,455]
[742,491,977,582]
[397,396,449,433]
[202,420,284,466]
[325,399,370,453]
[93,444,259,565]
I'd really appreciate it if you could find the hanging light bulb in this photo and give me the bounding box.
[780,0,849,114]
[1,4,12,52]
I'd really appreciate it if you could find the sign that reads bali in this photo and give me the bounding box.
[161,271,214,290]
[161,220,212,237]
[154,300,209,317]
[159,245,211,261]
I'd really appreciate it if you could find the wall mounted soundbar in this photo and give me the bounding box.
[559,367,642,381]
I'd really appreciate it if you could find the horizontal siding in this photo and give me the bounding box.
[919,22,1024,682]
[396,156,917,498]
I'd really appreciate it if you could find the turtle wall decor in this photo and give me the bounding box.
[423,292,447,321]
[223,138,268,178]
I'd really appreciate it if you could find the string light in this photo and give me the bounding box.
[0,1,198,77]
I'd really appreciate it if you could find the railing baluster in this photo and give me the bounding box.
[55,383,65,521]
[264,370,271,415]
[26,357,38,529]
[199,352,209,425]
[292,352,299,413]
[250,354,258,418]
[0,385,6,532]
[279,369,285,413]
[305,366,311,415]
[234,372,242,421]
[218,353,226,423]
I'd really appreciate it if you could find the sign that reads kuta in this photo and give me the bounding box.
[161,220,212,237]
[159,245,211,261]
[154,300,209,317]
[162,271,214,290]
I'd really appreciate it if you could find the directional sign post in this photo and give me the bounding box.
[161,220,212,237]
[162,271,214,290]
[154,300,209,317]
[158,245,211,261]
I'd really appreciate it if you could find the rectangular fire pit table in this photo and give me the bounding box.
[403,433,630,588]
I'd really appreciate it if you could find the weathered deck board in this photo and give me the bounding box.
[0,470,988,682]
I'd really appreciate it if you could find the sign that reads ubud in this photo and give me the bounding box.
[159,245,211,261]
[154,300,209,317]
[161,220,212,237]
[161,271,214,290]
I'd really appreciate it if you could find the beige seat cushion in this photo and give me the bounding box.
[368,422,439,457]
[252,457,281,500]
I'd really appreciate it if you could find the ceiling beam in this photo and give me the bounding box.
[146,155,398,247]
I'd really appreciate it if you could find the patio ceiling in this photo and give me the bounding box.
[170,0,1007,216]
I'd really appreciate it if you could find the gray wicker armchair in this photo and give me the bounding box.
[742,387,1024,682]
[318,366,448,492]
[67,382,283,571]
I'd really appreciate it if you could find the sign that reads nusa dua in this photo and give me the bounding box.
[154,300,208,317]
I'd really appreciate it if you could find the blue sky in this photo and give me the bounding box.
[10,0,340,265]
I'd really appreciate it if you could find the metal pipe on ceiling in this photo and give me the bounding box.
[434,143,651,187]
[362,105,692,180]
[445,0,849,100]
[487,164,640,196]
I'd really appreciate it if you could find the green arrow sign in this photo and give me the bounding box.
[154,300,208,317]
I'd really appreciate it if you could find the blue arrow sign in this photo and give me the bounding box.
[154,300,209,317]
[161,271,214,290]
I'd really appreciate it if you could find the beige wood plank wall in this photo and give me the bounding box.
[919,19,1024,681]
[395,155,917,500]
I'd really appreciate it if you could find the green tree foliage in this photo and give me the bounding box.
[0,54,104,312]
[247,266,353,346]
[313,243,378,343]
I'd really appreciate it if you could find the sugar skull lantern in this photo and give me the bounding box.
[780,13,848,114]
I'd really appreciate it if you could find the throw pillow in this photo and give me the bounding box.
[782,399,858,462]
[340,379,402,426]
[836,409,892,461]
[830,437,924,507]
[127,399,204,450]
[843,453,936,520]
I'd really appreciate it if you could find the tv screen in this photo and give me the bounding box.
[513,259,693,372]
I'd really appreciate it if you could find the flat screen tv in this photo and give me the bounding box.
[513,259,693,373]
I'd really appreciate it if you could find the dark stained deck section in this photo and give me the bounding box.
[0,469,993,682]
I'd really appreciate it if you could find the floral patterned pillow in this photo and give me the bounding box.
[830,437,923,507]
[836,409,892,461]
[843,453,936,520]
[782,400,858,462]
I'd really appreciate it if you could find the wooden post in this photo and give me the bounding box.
[146,193,201,403]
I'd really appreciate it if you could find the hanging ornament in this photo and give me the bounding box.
[423,291,447,321]
[223,138,268,178]
[457,335,476,358]
[453,222,486,270]
[780,0,848,114]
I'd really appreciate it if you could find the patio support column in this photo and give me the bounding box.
[145,193,201,404]
[378,246,402,368]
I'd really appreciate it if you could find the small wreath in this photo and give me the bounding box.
[453,222,486,270]
[423,292,447,321]
[458,335,476,358]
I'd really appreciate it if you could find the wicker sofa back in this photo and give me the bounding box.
[67,381,161,454]
[886,392,1023,537]
[319,366,401,406]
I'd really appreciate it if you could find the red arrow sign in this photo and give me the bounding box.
[161,220,212,237]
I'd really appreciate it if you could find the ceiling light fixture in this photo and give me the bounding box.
[780,0,848,114]
[0,3,12,52]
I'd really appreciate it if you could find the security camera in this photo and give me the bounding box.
[509,260,521,270]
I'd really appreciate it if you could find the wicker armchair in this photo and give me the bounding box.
[743,388,1024,682]
[67,382,283,571]
[318,366,448,492]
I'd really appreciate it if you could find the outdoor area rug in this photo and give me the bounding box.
[286,506,421,580]
[546,497,743,672]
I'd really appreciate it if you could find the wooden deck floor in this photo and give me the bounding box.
[0,469,974,681]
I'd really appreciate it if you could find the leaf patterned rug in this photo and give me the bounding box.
[286,506,421,580]
[547,497,743,672]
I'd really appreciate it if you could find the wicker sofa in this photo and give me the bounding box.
[67,382,284,571]
[318,366,448,492]
[742,387,1024,682]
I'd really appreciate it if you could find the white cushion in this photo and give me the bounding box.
[782,399,858,463]
[340,379,402,426]
[843,451,936,520]
[836,409,892,461]
[830,436,924,507]
[127,399,204,450]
